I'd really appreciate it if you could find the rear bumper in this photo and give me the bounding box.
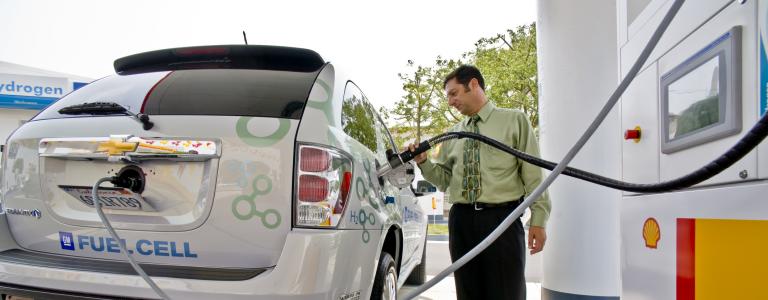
[0,249,267,281]
[0,281,136,300]
[0,229,381,300]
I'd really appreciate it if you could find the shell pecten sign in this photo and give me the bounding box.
[642,217,660,249]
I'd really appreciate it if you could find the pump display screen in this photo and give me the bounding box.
[660,26,741,154]
[667,56,721,140]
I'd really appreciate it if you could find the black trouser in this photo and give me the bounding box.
[448,202,526,300]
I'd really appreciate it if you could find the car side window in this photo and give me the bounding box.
[341,82,377,152]
[368,94,397,162]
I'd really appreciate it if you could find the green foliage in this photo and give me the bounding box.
[474,24,539,127]
[391,61,437,144]
[342,94,377,151]
[430,57,465,130]
[386,23,539,140]
[427,223,449,235]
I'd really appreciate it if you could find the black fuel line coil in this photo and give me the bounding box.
[398,111,768,194]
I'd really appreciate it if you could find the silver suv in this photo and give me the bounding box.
[0,45,427,300]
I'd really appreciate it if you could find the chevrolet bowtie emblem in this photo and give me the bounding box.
[40,136,219,162]
[96,139,138,156]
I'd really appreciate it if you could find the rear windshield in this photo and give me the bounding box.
[34,68,318,121]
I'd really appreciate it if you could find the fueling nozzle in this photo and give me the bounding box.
[111,165,146,193]
[377,140,432,177]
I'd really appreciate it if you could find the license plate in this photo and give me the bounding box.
[59,185,155,212]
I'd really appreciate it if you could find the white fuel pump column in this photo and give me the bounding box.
[537,0,621,299]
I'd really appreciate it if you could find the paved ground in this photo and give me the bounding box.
[401,240,541,300]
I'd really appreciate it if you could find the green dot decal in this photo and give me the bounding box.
[358,209,376,243]
[355,159,382,211]
[236,117,291,147]
[356,177,378,210]
[305,79,336,126]
[232,175,281,229]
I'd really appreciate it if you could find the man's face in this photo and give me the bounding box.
[445,78,476,116]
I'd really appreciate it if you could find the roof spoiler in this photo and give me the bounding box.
[114,45,325,75]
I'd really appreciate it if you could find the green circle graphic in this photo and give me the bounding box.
[236,117,291,147]
[356,178,379,210]
[231,175,281,229]
[358,209,375,243]
[305,79,335,126]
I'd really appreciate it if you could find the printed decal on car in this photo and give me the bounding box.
[222,160,264,189]
[134,139,216,155]
[305,79,335,126]
[306,78,342,147]
[350,209,376,243]
[402,206,423,223]
[231,175,281,229]
[324,127,342,148]
[355,158,384,211]
[58,232,198,258]
[39,137,219,161]
[4,207,42,219]
[235,117,291,147]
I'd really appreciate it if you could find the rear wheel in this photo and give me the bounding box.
[370,251,397,300]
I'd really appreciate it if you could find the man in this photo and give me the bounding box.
[409,65,550,299]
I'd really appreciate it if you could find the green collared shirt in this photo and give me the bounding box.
[418,101,551,227]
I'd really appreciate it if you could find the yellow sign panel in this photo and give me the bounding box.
[695,219,768,300]
[677,218,768,300]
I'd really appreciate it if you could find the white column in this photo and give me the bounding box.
[537,0,621,299]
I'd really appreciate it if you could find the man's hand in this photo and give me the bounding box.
[528,226,546,255]
[407,143,428,164]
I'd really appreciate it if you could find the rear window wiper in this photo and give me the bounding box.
[58,102,154,130]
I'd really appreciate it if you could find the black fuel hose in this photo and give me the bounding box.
[400,0,687,297]
[401,111,768,194]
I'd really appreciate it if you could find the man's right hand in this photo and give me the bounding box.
[407,143,428,165]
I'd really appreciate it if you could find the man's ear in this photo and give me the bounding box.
[469,78,479,91]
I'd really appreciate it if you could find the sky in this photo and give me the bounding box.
[0,0,536,111]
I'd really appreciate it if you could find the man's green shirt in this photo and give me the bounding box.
[418,101,551,227]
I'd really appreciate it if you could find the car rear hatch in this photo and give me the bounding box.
[1,45,324,271]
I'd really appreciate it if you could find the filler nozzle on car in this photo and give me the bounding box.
[377,140,432,178]
[110,165,146,193]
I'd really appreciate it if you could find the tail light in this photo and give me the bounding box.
[295,144,353,228]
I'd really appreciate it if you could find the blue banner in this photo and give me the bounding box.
[0,93,57,110]
[761,39,768,116]
[73,82,89,91]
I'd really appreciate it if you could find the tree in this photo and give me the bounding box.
[473,23,539,127]
[342,94,377,151]
[386,57,466,146]
[387,23,540,142]
[388,60,441,145]
[429,57,464,133]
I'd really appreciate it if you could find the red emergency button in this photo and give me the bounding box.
[624,126,641,143]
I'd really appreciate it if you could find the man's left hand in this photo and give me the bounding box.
[528,226,547,255]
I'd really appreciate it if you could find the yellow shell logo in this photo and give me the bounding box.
[642,218,661,249]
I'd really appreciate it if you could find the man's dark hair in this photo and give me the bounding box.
[443,65,485,91]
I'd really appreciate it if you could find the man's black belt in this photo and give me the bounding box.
[456,199,521,211]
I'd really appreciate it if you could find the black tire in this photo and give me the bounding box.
[405,239,427,285]
[370,251,398,300]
